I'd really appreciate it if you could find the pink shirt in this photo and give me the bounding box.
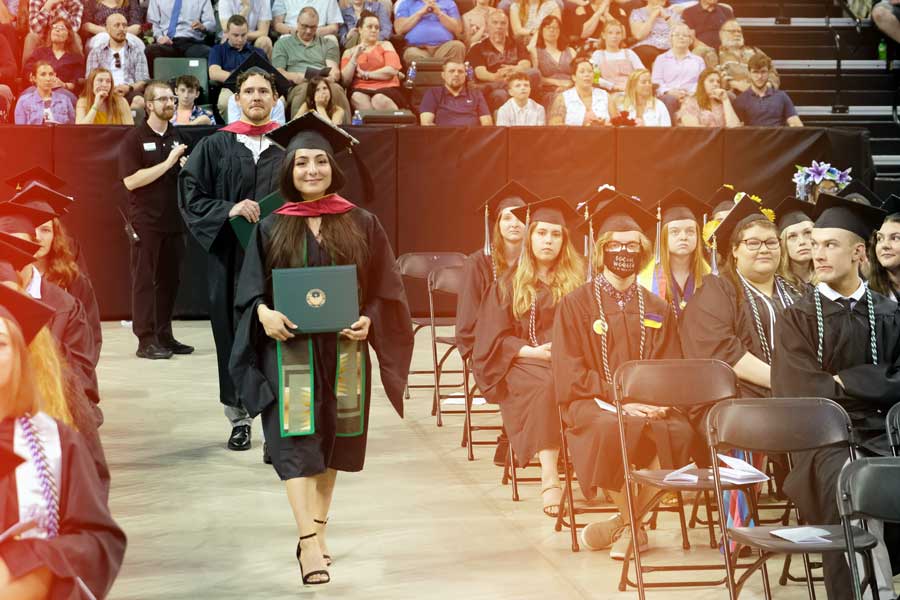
[650,49,705,96]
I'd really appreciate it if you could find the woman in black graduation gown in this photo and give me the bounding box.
[774,196,815,297]
[229,113,413,586]
[551,195,693,558]
[0,284,125,600]
[472,197,584,518]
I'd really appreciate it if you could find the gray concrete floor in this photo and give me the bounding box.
[98,321,867,600]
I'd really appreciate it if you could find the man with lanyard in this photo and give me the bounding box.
[773,193,900,600]
[179,66,285,452]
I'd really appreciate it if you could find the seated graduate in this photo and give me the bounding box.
[0,284,126,600]
[455,180,537,361]
[472,197,584,518]
[773,194,900,600]
[867,194,900,302]
[774,196,815,296]
[0,202,100,407]
[551,194,694,559]
[638,188,711,319]
[229,112,413,586]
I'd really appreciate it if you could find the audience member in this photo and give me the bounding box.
[0,0,20,65]
[676,66,739,126]
[23,17,83,94]
[564,0,634,45]
[467,10,539,110]
[295,75,343,123]
[172,73,214,124]
[510,0,558,45]
[629,0,681,67]
[590,18,643,92]
[272,0,342,42]
[651,22,704,118]
[81,0,142,50]
[76,66,134,123]
[217,0,273,58]
[339,10,405,111]
[611,68,670,125]
[871,0,900,45]
[732,52,801,126]
[0,34,12,119]
[209,15,265,117]
[681,0,732,58]
[394,0,465,66]
[24,0,84,63]
[272,7,348,120]
[85,13,148,108]
[225,89,287,122]
[712,19,778,93]
[462,0,491,47]
[145,0,216,68]
[339,0,390,48]
[495,71,545,125]
[531,15,574,96]
[548,56,609,125]
[420,59,492,125]
[15,60,76,123]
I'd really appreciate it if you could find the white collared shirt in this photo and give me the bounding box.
[25,265,42,300]
[817,279,865,309]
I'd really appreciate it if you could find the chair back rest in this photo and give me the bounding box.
[707,397,852,453]
[613,359,738,409]
[396,252,466,318]
[837,457,900,522]
[429,265,466,296]
[887,402,900,456]
[152,58,210,103]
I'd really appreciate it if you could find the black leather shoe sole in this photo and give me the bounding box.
[136,347,173,359]
[166,344,195,355]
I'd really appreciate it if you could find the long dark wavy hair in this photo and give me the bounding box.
[265,148,369,277]
[867,213,900,297]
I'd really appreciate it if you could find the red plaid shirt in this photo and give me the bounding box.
[28,0,82,34]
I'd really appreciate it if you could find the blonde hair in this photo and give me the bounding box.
[80,68,130,124]
[28,328,73,426]
[0,316,41,419]
[621,69,655,119]
[659,221,710,291]
[507,221,585,318]
[592,230,654,277]
[777,223,814,288]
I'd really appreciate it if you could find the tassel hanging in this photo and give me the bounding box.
[655,205,662,265]
[483,204,491,256]
[711,236,719,275]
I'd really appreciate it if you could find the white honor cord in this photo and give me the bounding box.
[738,272,777,353]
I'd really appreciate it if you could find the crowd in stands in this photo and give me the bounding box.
[0,0,806,127]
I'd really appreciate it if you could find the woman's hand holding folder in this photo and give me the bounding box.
[340,316,371,341]
[257,304,298,341]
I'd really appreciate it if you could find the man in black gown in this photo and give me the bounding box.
[773,193,900,600]
[179,67,286,451]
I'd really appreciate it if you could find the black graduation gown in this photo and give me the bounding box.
[551,281,691,499]
[454,251,493,361]
[0,418,125,600]
[229,208,413,479]
[471,283,561,468]
[65,272,102,358]
[178,131,285,407]
[773,289,900,600]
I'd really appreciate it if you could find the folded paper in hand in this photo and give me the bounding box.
[770,527,832,544]
[663,454,769,485]
[594,398,618,413]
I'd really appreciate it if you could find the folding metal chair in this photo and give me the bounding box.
[707,397,881,600]
[396,252,466,406]
[887,402,900,457]
[428,265,501,457]
[837,457,900,600]
[612,359,758,596]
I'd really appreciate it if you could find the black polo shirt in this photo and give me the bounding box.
[119,120,184,233]
[466,36,529,74]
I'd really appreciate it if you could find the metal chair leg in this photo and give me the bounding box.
[509,445,520,501]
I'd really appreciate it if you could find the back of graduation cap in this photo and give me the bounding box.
[0,280,55,344]
[576,184,621,222]
[478,180,541,256]
[707,185,739,217]
[881,194,900,216]
[10,182,73,216]
[813,192,887,241]
[223,52,293,98]
[773,196,814,234]
[710,195,772,249]
[836,179,881,207]
[0,199,57,235]
[4,166,66,193]
[0,231,40,283]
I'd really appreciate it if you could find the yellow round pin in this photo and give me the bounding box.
[592,319,606,335]
[679,300,687,310]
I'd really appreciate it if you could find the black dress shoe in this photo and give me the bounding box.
[227,425,251,451]
[263,442,272,464]
[136,344,173,360]
[161,339,195,355]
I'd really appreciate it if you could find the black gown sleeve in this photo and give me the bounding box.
[834,304,900,407]
[178,135,237,252]
[0,425,126,600]
[680,275,747,366]
[650,302,684,361]
[454,252,490,360]
[551,288,609,405]
[772,305,844,400]
[67,273,102,357]
[471,283,530,398]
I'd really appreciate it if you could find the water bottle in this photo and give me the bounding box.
[878,39,888,62]
[404,61,417,90]
[351,110,363,126]
[465,60,474,82]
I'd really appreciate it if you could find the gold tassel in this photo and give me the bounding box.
[483,204,491,256]
[655,205,662,265]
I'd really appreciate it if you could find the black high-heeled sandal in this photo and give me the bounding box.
[296,533,330,586]
[313,518,332,566]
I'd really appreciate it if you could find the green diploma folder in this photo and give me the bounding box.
[229,190,285,249]
[272,265,358,334]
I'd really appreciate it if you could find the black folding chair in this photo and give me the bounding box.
[837,457,900,600]
[612,359,758,597]
[887,402,900,457]
[428,265,501,457]
[396,252,466,406]
[707,397,880,600]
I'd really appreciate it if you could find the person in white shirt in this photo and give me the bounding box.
[611,68,670,126]
[495,71,545,126]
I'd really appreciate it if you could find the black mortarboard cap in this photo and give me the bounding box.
[813,193,887,240]
[837,179,881,207]
[510,197,581,230]
[4,167,66,192]
[0,201,57,235]
[223,52,293,98]
[0,282,55,343]
[773,196,814,234]
[266,111,358,156]
[881,194,900,216]
[576,184,620,221]
[579,193,656,236]
[657,188,707,225]
[0,445,24,480]
[707,185,738,216]
[0,231,40,281]
[711,196,770,247]
[478,181,537,255]
[10,182,73,216]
